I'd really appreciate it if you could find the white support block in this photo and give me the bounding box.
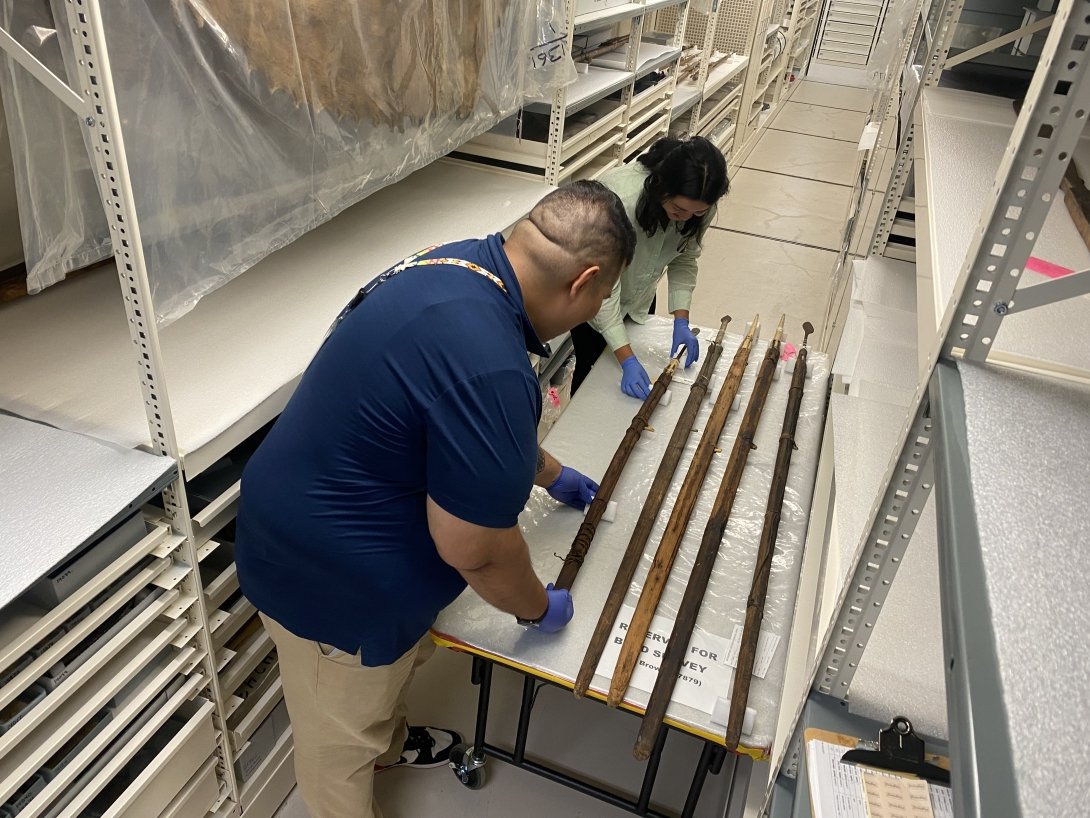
[583,500,618,523]
[660,390,673,407]
[710,696,757,737]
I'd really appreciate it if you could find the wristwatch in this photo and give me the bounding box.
[516,609,546,627]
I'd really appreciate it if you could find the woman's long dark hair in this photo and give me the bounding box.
[635,137,729,248]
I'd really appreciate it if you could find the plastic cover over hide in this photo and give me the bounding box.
[0,0,572,323]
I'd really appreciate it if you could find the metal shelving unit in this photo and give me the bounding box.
[457,0,692,183]
[0,414,223,818]
[0,2,559,816]
[758,0,1090,814]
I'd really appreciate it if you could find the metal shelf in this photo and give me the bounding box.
[0,415,176,610]
[0,161,550,481]
[574,2,646,34]
[526,67,636,116]
[932,360,1090,817]
[917,87,1090,379]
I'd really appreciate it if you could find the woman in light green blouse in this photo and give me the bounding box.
[571,136,729,398]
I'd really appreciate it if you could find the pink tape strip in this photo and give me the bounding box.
[1025,256,1073,279]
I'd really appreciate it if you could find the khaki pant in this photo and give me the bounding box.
[261,613,436,818]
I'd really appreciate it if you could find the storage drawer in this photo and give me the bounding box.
[200,543,239,610]
[102,698,216,818]
[235,700,288,784]
[157,757,218,818]
[27,515,147,609]
[0,523,173,680]
[0,626,195,816]
[221,618,275,698]
[210,594,256,651]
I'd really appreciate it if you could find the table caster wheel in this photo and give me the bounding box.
[459,766,486,789]
[448,743,486,789]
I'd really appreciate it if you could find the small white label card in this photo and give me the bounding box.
[595,605,732,714]
[723,624,781,679]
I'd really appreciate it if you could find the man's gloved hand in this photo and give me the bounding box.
[547,466,599,510]
[672,317,700,368]
[538,583,574,633]
[620,356,651,399]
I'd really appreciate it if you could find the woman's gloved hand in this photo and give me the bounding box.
[672,317,700,368]
[547,466,599,510]
[620,356,651,399]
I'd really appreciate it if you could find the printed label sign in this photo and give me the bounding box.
[595,606,732,714]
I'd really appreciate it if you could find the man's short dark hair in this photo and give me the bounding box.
[527,180,636,278]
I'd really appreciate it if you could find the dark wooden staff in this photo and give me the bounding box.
[633,316,785,760]
[554,327,699,592]
[724,321,812,751]
[604,316,759,707]
[573,315,734,697]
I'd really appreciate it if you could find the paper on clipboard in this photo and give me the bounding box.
[804,728,953,818]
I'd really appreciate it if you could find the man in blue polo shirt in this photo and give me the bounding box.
[235,180,636,818]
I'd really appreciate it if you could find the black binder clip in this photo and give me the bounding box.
[840,716,950,786]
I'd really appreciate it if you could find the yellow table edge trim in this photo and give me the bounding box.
[430,630,768,762]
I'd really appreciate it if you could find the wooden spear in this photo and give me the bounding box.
[573,315,735,697]
[603,316,759,707]
[632,315,785,760]
[554,328,699,592]
[724,321,812,750]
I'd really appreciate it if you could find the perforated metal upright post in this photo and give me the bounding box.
[544,0,578,185]
[806,0,1090,746]
[869,0,965,256]
[767,2,1090,804]
[56,0,242,804]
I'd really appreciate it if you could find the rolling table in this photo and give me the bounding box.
[433,316,830,816]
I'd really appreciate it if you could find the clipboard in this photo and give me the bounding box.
[804,718,951,818]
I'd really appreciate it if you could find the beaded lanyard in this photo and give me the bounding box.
[323,245,507,342]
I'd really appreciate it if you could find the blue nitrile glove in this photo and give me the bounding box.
[672,317,700,368]
[620,356,651,399]
[547,466,599,510]
[538,583,574,633]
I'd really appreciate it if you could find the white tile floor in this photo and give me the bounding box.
[274,78,868,818]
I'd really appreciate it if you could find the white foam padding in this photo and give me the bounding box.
[773,362,783,382]
[660,390,673,407]
[434,317,830,758]
[732,393,741,412]
[955,362,1090,816]
[785,358,796,376]
[583,500,618,524]
[0,414,175,609]
[0,161,551,478]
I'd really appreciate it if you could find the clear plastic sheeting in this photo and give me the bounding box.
[0,0,570,323]
[0,0,111,291]
[433,317,830,757]
[0,103,23,271]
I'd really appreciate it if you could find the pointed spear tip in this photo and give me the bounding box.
[776,314,786,331]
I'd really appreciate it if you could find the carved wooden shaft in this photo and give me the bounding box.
[573,316,733,697]
[632,316,785,761]
[724,322,812,750]
[603,316,759,707]
[554,335,694,592]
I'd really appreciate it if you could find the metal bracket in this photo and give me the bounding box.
[1002,267,1090,313]
[942,1,1090,362]
[945,15,1054,69]
[0,24,86,115]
